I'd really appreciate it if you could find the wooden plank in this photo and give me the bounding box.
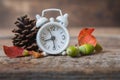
[0,27,120,79]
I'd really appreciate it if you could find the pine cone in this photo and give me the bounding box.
[12,15,40,52]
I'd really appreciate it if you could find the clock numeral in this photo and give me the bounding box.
[44,44,49,49]
[57,27,59,31]
[47,45,50,49]
[41,37,45,41]
[62,35,65,40]
[61,41,64,44]
[43,42,46,46]
[50,26,55,31]
[60,31,63,34]
[58,45,60,48]
[43,32,46,35]
[53,47,56,50]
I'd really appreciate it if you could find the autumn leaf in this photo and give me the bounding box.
[78,28,94,40]
[78,28,97,46]
[3,45,29,58]
[30,51,44,58]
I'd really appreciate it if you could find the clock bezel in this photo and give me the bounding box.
[36,22,70,54]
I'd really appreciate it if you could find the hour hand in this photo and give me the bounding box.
[44,38,52,41]
[44,35,55,42]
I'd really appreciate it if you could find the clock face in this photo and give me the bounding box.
[36,22,69,54]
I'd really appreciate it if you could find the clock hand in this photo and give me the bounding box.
[53,40,56,50]
[44,38,52,41]
[44,36,55,41]
[47,29,53,36]
[47,29,56,50]
[50,36,56,50]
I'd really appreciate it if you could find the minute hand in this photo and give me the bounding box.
[48,29,53,36]
[53,39,56,50]
[47,29,56,49]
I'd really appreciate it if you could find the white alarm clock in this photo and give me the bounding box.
[36,8,70,55]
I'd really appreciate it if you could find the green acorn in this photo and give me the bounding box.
[66,46,79,57]
[95,43,103,53]
[22,50,30,56]
[79,44,94,55]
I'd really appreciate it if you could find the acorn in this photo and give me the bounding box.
[95,43,103,53]
[22,50,30,56]
[79,44,94,55]
[66,46,79,57]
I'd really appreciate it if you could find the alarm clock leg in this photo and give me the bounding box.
[61,51,67,56]
[42,52,48,56]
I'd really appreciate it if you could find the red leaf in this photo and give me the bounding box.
[3,45,24,58]
[78,28,94,39]
[79,35,97,46]
[78,28,97,46]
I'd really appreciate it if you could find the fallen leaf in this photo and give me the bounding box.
[30,51,44,58]
[78,28,97,46]
[3,45,24,58]
[78,28,94,40]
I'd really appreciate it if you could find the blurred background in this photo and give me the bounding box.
[0,0,120,57]
[0,0,120,29]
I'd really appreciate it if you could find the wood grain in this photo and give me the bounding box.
[0,27,120,79]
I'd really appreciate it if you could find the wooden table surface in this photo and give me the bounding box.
[0,27,120,80]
